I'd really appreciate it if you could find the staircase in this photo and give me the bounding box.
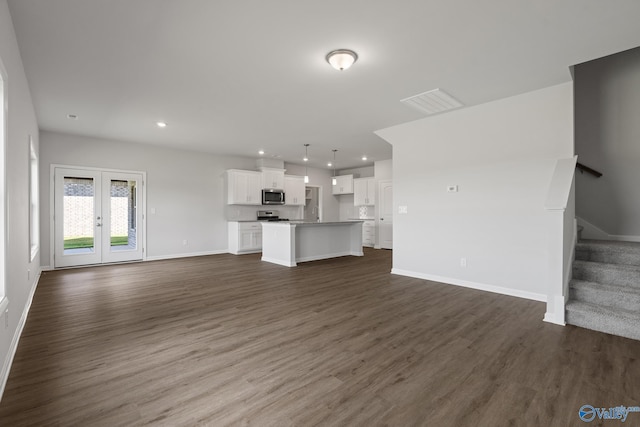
[566,240,640,340]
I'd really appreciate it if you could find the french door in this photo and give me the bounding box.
[54,167,144,267]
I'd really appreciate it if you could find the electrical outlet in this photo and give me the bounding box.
[398,205,408,214]
[460,257,467,268]
[447,185,458,193]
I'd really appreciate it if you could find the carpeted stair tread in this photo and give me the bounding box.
[576,240,640,266]
[566,301,640,341]
[570,279,640,312]
[573,260,640,288]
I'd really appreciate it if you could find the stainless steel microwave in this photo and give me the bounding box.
[262,189,285,205]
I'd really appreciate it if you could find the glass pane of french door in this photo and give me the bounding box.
[101,172,143,263]
[54,168,102,267]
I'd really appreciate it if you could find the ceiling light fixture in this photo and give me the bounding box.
[67,114,78,120]
[362,156,367,161]
[304,144,310,183]
[156,121,167,128]
[326,49,358,71]
[332,149,338,185]
[258,150,265,155]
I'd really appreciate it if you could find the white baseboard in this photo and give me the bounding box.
[144,249,228,262]
[261,256,296,267]
[577,217,640,242]
[296,250,363,264]
[391,268,547,302]
[0,268,42,401]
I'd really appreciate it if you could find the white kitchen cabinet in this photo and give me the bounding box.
[284,175,306,205]
[261,168,285,189]
[228,222,262,254]
[227,170,262,205]
[332,174,354,195]
[362,220,376,247]
[354,178,376,206]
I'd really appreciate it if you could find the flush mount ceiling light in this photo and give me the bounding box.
[326,49,358,71]
[258,150,265,155]
[156,121,167,128]
[67,114,78,120]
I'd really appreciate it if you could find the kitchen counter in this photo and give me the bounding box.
[261,221,364,267]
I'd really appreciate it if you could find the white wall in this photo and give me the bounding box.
[39,135,345,264]
[40,131,270,263]
[376,83,574,300]
[0,0,41,397]
[575,47,640,238]
[283,163,339,222]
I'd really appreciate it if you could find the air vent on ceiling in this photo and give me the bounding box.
[400,88,463,115]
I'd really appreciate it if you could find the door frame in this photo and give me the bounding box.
[304,185,323,222]
[377,179,393,249]
[49,164,147,268]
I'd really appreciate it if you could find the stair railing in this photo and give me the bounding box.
[576,162,603,178]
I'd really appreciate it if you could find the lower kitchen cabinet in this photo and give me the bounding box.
[228,222,262,254]
[362,220,376,247]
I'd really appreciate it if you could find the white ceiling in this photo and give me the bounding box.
[7,0,640,169]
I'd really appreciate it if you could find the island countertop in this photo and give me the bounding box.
[261,221,364,266]
[273,220,364,225]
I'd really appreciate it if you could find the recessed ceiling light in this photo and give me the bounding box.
[67,114,78,120]
[258,150,265,155]
[327,162,332,167]
[362,156,368,161]
[156,121,167,128]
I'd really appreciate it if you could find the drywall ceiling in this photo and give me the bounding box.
[7,0,640,169]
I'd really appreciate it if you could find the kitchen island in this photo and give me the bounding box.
[261,221,364,267]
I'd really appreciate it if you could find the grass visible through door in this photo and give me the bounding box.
[64,236,128,249]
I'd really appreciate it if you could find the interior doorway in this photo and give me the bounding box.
[304,185,322,221]
[53,166,144,267]
[378,180,393,249]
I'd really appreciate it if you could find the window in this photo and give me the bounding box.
[0,60,6,308]
[29,135,39,261]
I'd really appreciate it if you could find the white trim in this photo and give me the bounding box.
[577,216,640,242]
[0,268,41,401]
[296,250,363,264]
[391,268,547,302]
[543,295,567,326]
[144,249,228,262]
[261,256,296,267]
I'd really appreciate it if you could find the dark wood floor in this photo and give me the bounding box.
[0,248,638,426]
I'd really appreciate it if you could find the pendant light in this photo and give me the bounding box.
[332,149,338,186]
[303,144,310,183]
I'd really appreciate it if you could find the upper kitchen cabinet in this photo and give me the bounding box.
[354,178,376,206]
[284,175,305,206]
[227,169,262,205]
[332,174,354,195]
[261,168,285,189]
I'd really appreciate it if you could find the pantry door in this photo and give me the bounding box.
[54,168,144,267]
